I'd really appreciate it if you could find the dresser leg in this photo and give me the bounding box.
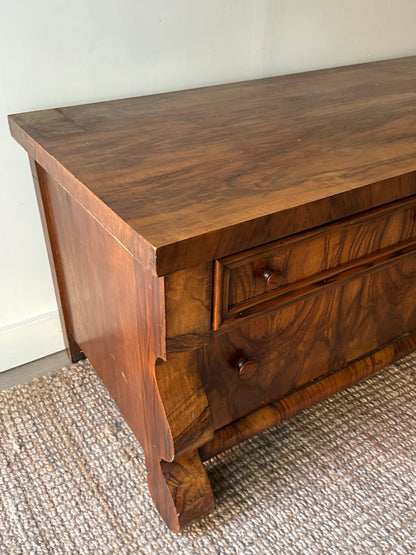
[147,450,214,532]
[67,340,85,364]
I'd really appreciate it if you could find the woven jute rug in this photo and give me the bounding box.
[1,354,415,554]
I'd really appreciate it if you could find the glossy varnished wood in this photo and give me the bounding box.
[203,247,416,428]
[214,195,416,327]
[30,160,84,362]
[9,56,416,275]
[31,164,213,531]
[199,331,416,461]
[9,56,416,532]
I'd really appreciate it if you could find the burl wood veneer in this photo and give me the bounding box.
[9,56,416,531]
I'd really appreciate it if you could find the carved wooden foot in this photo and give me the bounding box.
[147,450,214,532]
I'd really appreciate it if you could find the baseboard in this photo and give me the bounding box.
[0,311,65,372]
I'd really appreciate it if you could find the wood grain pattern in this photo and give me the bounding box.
[9,56,416,531]
[164,263,213,338]
[9,57,416,274]
[199,330,416,461]
[32,164,214,531]
[203,249,416,429]
[146,450,215,532]
[214,196,416,327]
[155,352,214,457]
[30,160,84,362]
[157,450,214,532]
[35,164,172,457]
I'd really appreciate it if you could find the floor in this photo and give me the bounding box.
[0,350,71,391]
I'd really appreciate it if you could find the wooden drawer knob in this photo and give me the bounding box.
[263,267,283,287]
[236,356,258,379]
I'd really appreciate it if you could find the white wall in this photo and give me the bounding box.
[1,0,416,372]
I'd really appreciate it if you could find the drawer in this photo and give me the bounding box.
[213,197,416,328]
[203,247,416,429]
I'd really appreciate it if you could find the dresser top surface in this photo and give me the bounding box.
[9,56,416,274]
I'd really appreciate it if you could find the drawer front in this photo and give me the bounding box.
[213,197,416,328]
[203,248,416,429]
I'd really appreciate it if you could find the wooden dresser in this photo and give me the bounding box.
[9,56,416,531]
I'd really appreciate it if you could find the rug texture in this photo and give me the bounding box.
[0,353,415,554]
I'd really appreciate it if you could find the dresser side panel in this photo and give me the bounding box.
[36,164,173,462]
